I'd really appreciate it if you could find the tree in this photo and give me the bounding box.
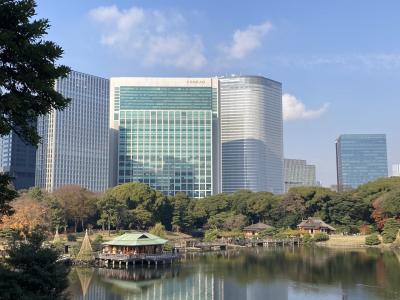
[381,189,400,218]
[46,195,66,234]
[0,175,18,220]
[0,0,70,218]
[96,195,127,235]
[381,218,400,244]
[149,223,167,239]
[129,206,153,230]
[171,193,192,232]
[0,228,70,299]
[0,194,48,232]
[54,185,97,232]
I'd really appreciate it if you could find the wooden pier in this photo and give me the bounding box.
[248,237,301,247]
[96,252,179,268]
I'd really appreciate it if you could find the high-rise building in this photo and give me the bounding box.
[284,159,316,193]
[0,132,36,190]
[109,77,220,198]
[35,70,109,192]
[219,76,283,194]
[336,134,388,191]
[392,164,400,177]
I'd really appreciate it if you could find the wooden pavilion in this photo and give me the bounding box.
[243,222,274,238]
[101,232,167,256]
[297,217,336,235]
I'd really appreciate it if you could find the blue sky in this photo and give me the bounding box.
[36,0,400,186]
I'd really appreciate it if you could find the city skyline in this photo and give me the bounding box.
[35,0,400,186]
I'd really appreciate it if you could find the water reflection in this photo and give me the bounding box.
[68,247,400,300]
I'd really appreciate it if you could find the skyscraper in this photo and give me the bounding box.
[336,134,388,191]
[109,77,220,198]
[392,164,400,177]
[35,70,109,192]
[219,76,283,194]
[284,159,316,193]
[0,132,36,190]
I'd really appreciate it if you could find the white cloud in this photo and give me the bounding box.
[89,5,206,70]
[221,21,272,59]
[283,93,329,121]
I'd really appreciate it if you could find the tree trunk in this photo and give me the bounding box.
[108,219,111,236]
[81,219,84,232]
[74,219,78,233]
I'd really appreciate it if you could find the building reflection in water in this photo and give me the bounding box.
[69,266,291,300]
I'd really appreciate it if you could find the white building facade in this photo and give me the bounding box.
[284,159,316,193]
[219,76,283,194]
[35,70,109,192]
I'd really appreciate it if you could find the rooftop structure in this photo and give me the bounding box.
[243,222,274,238]
[297,217,336,235]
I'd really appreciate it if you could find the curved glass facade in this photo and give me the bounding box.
[220,76,283,194]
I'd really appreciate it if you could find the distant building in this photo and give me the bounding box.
[284,159,316,193]
[392,164,400,177]
[109,77,220,198]
[0,132,36,190]
[35,70,109,192]
[242,222,274,238]
[219,76,283,194]
[297,217,336,235]
[336,134,388,191]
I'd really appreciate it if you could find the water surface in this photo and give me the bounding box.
[68,247,400,299]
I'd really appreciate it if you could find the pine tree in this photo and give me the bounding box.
[0,228,70,299]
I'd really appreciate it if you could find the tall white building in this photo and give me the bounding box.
[392,164,400,176]
[219,76,283,194]
[35,70,109,192]
[284,159,316,193]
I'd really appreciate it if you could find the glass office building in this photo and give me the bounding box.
[35,70,109,192]
[0,132,36,190]
[219,76,283,194]
[336,134,388,191]
[109,77,219,198]
[284,159,316,193]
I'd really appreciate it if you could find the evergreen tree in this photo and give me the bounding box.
[0,228,70,299]
[0,0,70,217]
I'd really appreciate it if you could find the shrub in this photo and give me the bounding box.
[365,234,381,246]
[204,229,220,242]
[302,233,313,244]
[382,218,400,243]
[67,234,76,242]
[149,223,167,239]
[313,232,329,242]
[259,227,278,238]
[91,234,104,252]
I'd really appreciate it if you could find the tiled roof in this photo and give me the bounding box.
[102,232,167,246]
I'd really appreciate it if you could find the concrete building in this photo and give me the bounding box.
[35,70,109,192]
[109,77,220,198]
[336,134,388,191]
[0,132,36,190]
[392,164,400,177]
[219,76,283,194]
[284,158,316,192]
